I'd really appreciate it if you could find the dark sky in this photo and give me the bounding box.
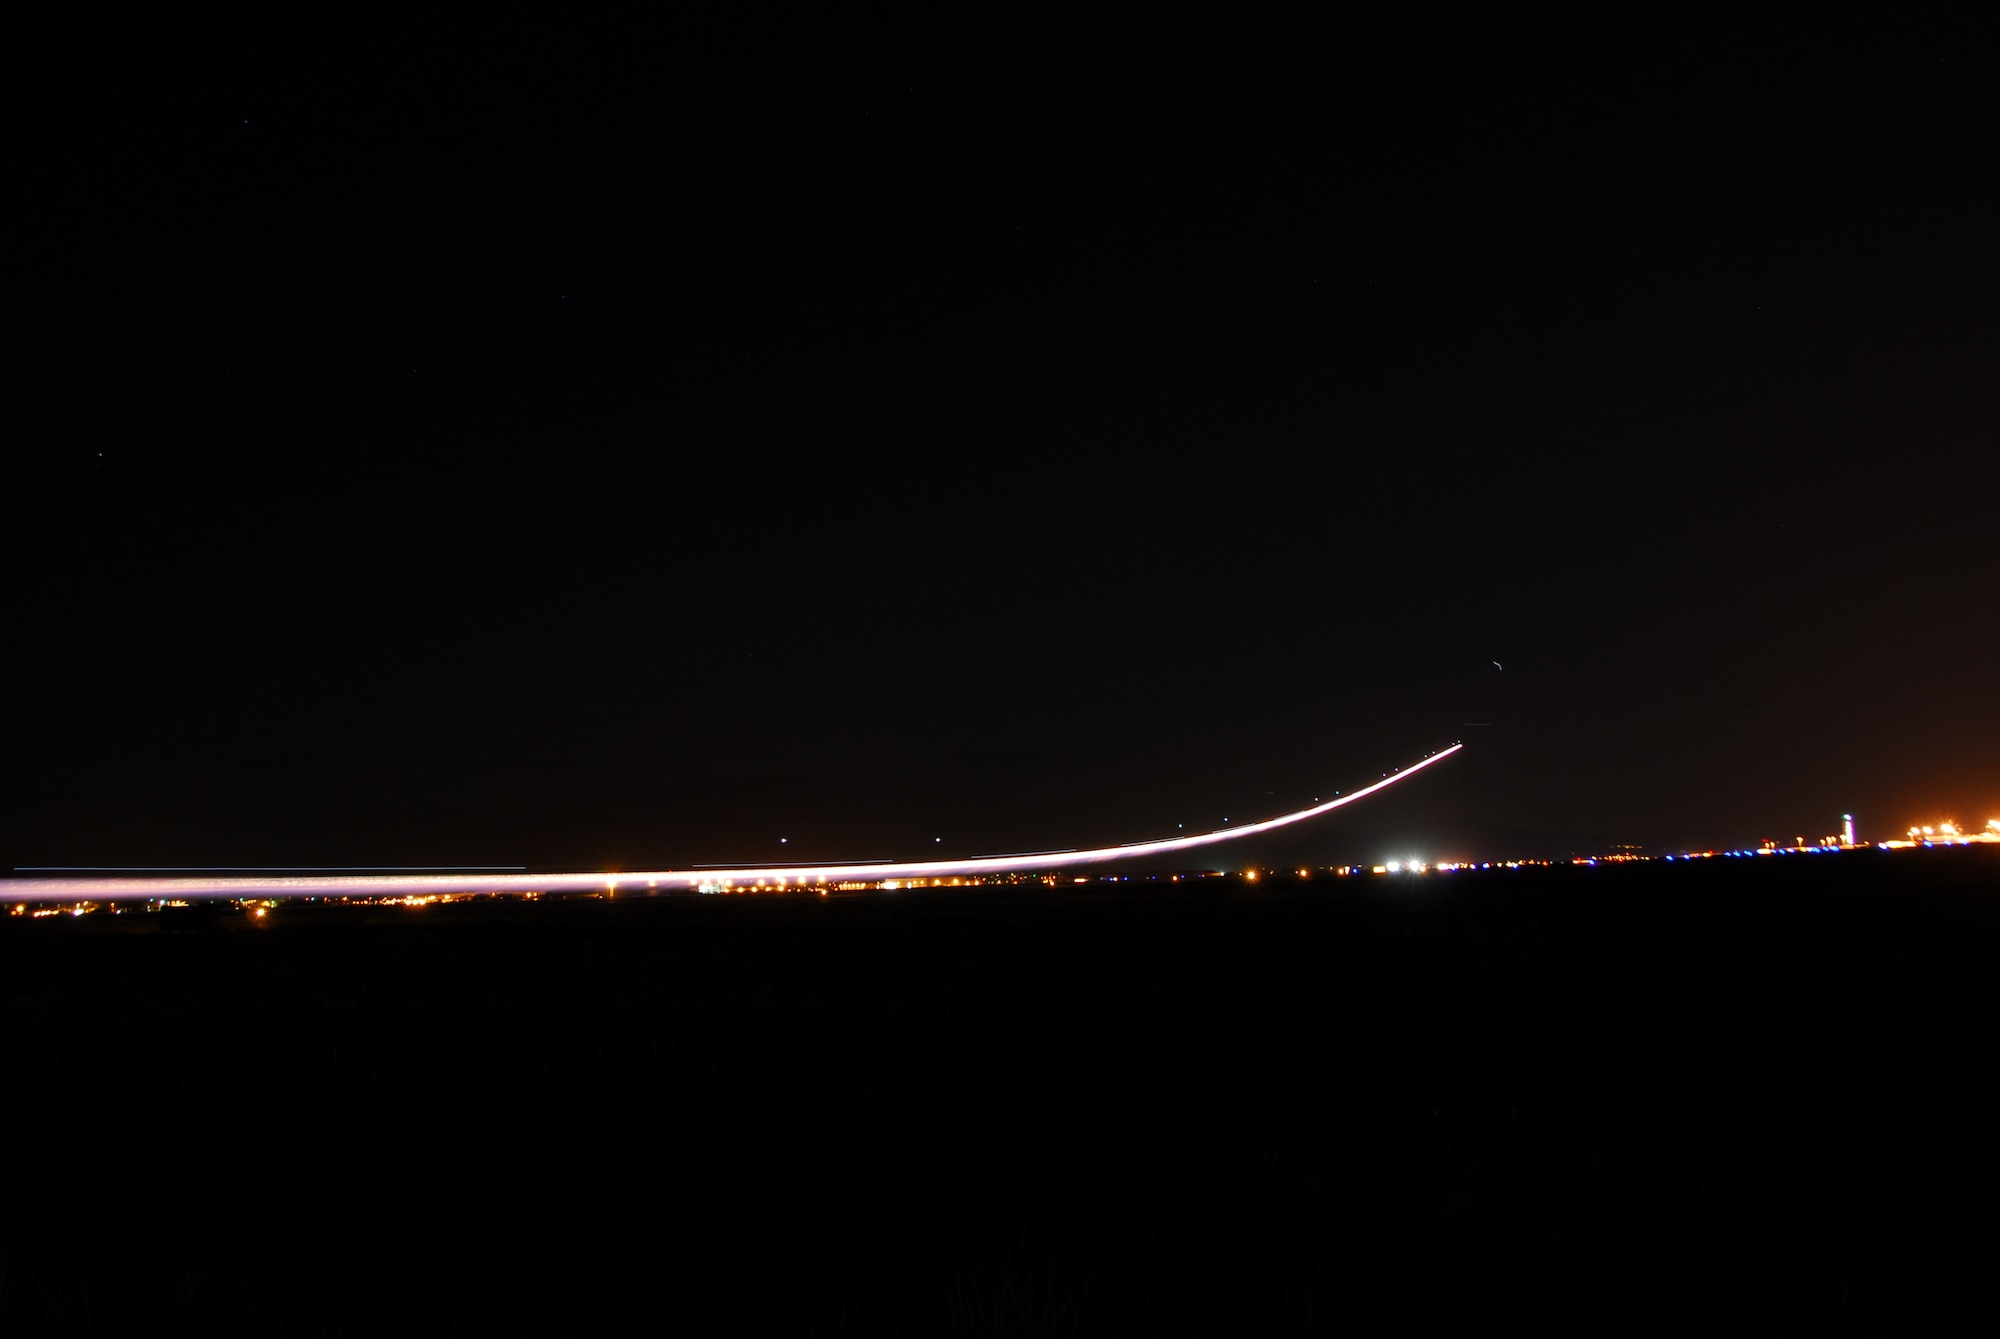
[12,9,1996,870]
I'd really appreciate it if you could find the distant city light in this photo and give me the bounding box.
[1891,816,2000,849]
[15,774,1989,914]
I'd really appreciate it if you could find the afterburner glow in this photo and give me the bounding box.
[2,744,1463,902]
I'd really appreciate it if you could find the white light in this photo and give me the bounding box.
[0,746,1468,904]
[1387,860,1402,873]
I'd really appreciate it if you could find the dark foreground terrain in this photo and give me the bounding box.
[5,849,1998,1334]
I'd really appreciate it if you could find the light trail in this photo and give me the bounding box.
[0,744,1463,903]
[692,859,894,869]
[11,871,528,879]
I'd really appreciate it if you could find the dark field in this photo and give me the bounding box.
[6,850,1999,1334]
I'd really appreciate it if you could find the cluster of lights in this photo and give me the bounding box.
[1325,860,1555,876]
[8,898,295,919]
[694,875,996,894]
[294,893,473,907]
[1885,818,2000,849]
[13,902,101,918]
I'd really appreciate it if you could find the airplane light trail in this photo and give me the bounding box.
[1,745,1463,903]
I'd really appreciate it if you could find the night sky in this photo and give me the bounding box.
[13,10,1996,872]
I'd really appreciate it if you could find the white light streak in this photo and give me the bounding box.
[0,745,1464,903]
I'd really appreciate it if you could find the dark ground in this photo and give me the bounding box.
[5,849,1998,1335]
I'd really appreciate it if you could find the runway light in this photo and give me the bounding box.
[1387,861,1401,873]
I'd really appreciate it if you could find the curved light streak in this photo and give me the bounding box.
[2,744,1462,903]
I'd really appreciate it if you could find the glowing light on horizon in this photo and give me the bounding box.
[0,745,1465,903]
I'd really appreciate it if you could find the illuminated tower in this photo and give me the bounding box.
[1843,814,1856,847]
